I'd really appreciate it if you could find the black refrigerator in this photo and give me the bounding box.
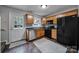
[57,15,78,46]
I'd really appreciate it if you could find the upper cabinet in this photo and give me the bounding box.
[41,17,47,25]
[25,14,34,25]
[43,9,78,25]
[56,9,78,18]
[47,16,57,24]
[41,16,57,25]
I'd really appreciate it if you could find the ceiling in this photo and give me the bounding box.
[6,5,77,16]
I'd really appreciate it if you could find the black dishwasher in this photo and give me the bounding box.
[45,29,51,38]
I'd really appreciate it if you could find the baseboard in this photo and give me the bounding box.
[9,39,27,48]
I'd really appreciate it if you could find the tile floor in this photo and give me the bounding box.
[3,37,78,53]
[4,42,41,53]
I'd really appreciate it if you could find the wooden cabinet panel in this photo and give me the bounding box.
[36,30,41,38]
[35,28,45,38]
[26,19,33,24]
[53,17,57,24]
[41,17,47,25]
[25,14,33,25]
[51,29,57,39]
[46,9,77,25]
[62,10,77,17]
[46,16,57,24]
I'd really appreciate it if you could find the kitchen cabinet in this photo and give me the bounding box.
[46,16,57,24]
[35,28,45,38]
[46,9,77,25]
[26,28,45,41]
[41,17,47,25]
[25,14,34,25]
[51,29,57,40]
[62,9,77,17]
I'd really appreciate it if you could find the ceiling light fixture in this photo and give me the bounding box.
[41,5,47,8]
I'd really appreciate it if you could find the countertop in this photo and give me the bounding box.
[26,24,57,30]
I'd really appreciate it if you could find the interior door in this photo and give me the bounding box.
[9,12,25,43]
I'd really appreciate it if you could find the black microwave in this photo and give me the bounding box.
[47,20,53,24]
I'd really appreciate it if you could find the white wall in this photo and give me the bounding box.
[0,6,26,44]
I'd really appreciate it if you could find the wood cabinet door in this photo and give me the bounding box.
[35,28,45,38]
[41,18,47,25]
[26,19,33,24]
[25,14,33,25]
[51,29,57,39]
[40,29,45,36]
[36,30,41,38]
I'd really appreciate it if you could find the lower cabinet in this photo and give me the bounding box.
[26,28,45,41]
[35,28,45,38]
[51,29,57,40]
